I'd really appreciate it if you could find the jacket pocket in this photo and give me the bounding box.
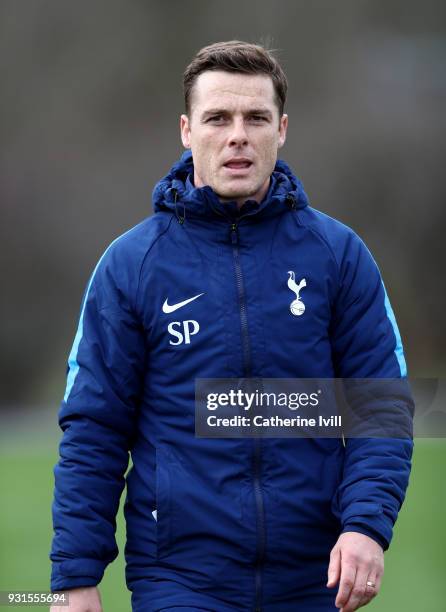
[155,447,172,559]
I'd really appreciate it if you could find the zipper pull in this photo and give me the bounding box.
[230,223,238,244]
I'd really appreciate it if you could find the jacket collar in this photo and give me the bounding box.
[152,150,310,221]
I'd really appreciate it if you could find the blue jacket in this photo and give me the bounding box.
[51,151,413,611]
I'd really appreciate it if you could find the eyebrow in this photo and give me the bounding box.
[201,108,273,119]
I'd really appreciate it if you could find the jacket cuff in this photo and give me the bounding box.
[340,501,392,551]
[50,558,106,591]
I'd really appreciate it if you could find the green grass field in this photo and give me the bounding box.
[1,436,444,611]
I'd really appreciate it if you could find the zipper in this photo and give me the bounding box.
[230,223,251,377]
[253,438,265,612]
[230,222,265,612]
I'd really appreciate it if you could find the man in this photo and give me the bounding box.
[50,41,413,612]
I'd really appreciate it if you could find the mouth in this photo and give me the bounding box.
[223,158,253,173]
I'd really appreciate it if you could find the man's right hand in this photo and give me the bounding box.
[50,587,102,612]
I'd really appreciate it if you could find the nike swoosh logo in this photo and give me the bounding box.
[162,293,204,314]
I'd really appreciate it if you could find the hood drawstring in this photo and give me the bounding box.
[173,188,186,225]
[286,193,297,210]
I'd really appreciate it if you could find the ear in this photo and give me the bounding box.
[180,114,191,149]
[278,113,288,149]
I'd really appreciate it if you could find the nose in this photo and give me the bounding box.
[228,117,248,147]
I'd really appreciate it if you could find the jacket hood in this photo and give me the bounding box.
[152,150,309,220]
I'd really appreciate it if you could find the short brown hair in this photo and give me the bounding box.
[183,40,288,116]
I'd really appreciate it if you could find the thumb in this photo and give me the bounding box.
[327,545,341,588]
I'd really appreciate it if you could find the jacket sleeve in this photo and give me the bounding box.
[50,242,146,590]
[330,231,414,550]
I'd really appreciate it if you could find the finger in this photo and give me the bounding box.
[359,566,383,608]
[358,573,378,608]
[359,572,379,607]
[327,546,341,588]
[360,553,384,607]
[341,564,369,612]
[335,560,356,610]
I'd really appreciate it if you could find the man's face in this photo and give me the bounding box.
[180,70,288,206]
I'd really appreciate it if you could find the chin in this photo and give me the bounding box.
[216,183,258,201]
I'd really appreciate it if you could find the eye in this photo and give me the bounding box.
[206,115,225,123]
[250,115,268,123]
